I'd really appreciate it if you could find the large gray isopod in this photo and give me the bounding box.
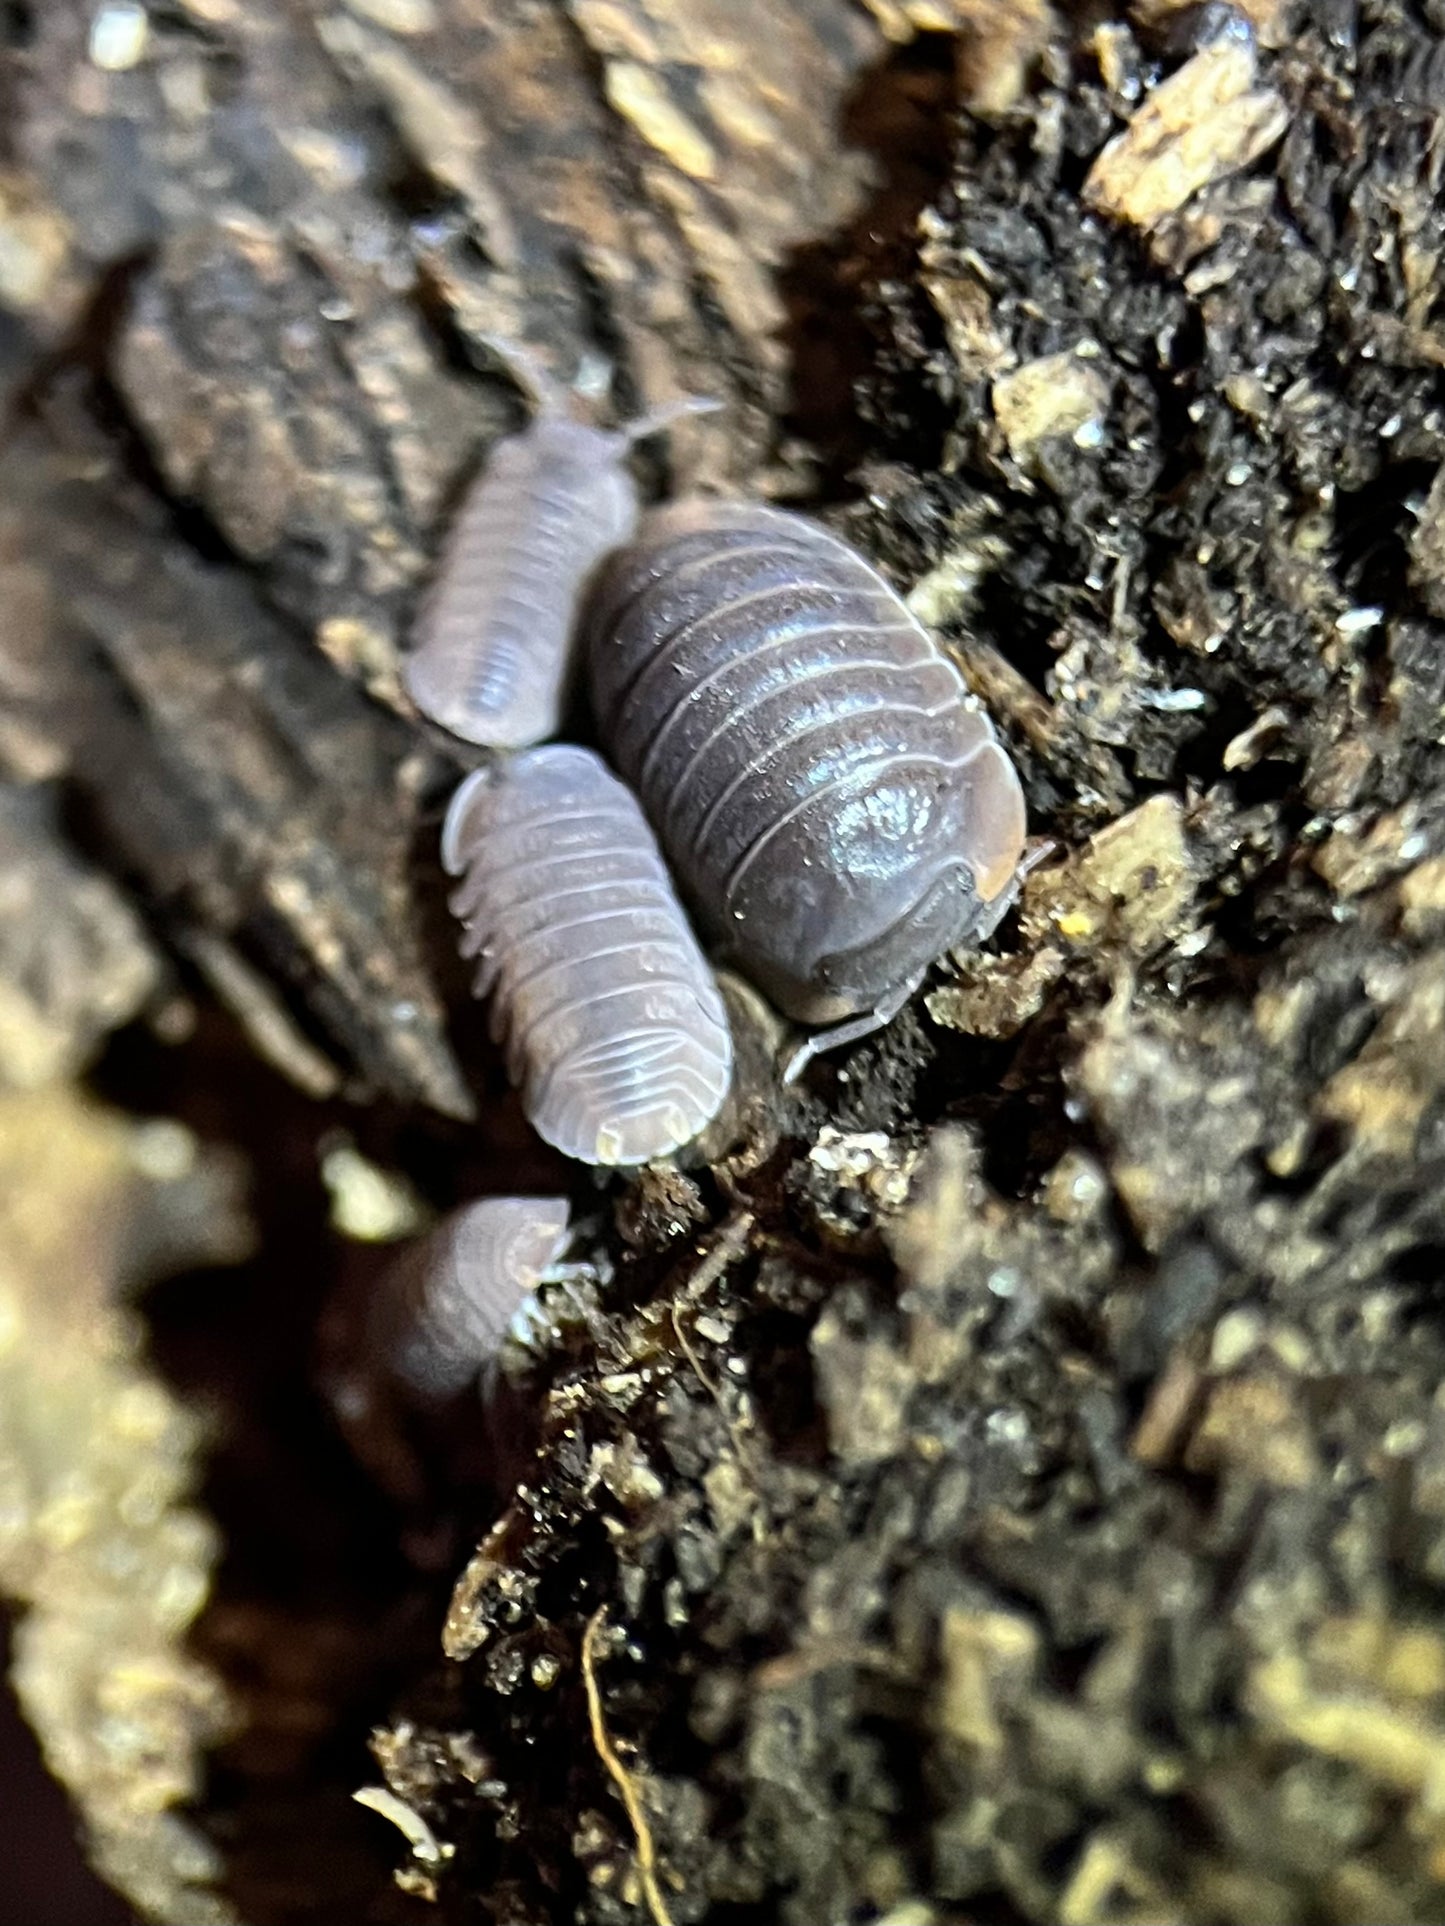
[442,745,733,1164]
[585,499,1028,1043]
[370,1196,573,1401]
[404,340,715,750]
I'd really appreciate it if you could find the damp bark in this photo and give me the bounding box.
[3,3,1445,1924]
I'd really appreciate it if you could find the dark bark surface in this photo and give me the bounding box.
[5,2,1445,1924]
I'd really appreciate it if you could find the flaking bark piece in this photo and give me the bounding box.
[115,206,494,707]
[0,428,471,1116]
[1083,36,1288,230]
[16,0,893,530]
[567,0,876,368]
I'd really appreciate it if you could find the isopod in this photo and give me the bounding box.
[404,338,717,750]
[584,498,1027,1055]
[370,1196,573,1401]
[442,744,733,1165]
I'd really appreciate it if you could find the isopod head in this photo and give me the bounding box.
[771,723,1029,1024]
[486,1193,575,1294]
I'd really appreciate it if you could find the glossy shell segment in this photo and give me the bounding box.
[405,418,638,749]
[585,498,1027,1023]
[442,745,733,1164]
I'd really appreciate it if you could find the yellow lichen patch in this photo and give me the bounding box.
[0,170,73,313]
[1184,1372,1320,1489]
[606,61,719,180]
[938,1604,1040,1751]
[1030,795,1197,961]
[1083,38,1288,229]
[1311,802,1427,899]
[1056,906,1099,939]
[0,1084,242,1923]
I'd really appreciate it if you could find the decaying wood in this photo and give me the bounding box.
[0,423,471,1113]
[8,3,1445,1925]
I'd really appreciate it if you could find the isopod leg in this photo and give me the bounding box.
[505,1269,597,1350]
[620,394,724,446]
[537,1260,596,1287]
[780,973,924,1084]
[971,834,1056,942]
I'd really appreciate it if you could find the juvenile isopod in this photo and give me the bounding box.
[442,744,733,1165]
[369,1196,574,1401]
[403,339,717,750]
[584,498,1027,1059]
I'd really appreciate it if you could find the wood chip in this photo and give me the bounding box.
[1084,38,1288,229]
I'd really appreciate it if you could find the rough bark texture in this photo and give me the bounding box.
[4,2,1445,1924]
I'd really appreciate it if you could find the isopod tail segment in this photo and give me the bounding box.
[403,333,723,753]
[331,1194,597,1511]
[778,836,1055,1084]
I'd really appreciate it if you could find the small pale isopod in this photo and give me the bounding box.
[370,1196,573,1401]
[585,498,1027,1052]
[442,745,733,1165]
[404,339,717,750]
